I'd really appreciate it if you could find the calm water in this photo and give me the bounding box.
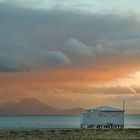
[0,114,139,129]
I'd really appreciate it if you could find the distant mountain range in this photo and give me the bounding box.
[0,98,85,115]
[0,98,139,115]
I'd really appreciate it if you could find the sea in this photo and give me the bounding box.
[0,114,139,129]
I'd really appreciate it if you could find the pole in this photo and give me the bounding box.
[123,100,125,128]
[123,100,125,112]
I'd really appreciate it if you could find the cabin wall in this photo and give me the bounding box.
[81,110,124,127]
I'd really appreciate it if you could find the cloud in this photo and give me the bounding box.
[45,86,137,95]
[91,87,137,95]
[42,51,71,65]
[0,34,41,72]
[0,0,5,3]
[0,3,140,74]
[63,39,94,56]
[4,0,140,15]
[5,0,41,8]
[1,1,140,110]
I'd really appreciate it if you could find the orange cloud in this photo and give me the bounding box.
[0,59,140,90]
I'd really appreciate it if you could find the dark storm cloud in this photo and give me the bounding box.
[0,3,140,71]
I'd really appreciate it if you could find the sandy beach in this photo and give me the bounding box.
[0,129,139,140]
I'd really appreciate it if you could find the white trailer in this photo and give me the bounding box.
[81,106,124,128]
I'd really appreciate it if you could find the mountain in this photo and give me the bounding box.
[0,98,85,115]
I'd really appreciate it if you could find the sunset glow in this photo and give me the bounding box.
[0,0,140,113]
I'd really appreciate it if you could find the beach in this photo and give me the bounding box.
[0,129,139,140]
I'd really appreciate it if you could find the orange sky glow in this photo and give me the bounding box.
[0,0,140,113]
[0,64,140,111]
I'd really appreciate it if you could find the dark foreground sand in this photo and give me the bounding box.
[0,129,139,140]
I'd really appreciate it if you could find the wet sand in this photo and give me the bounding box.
[0,128,139,140]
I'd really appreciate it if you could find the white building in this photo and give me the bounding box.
[81,106,124,128]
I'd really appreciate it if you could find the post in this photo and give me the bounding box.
[123,100,125,128]
[123,100,125,112]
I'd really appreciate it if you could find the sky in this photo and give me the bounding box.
[0,0,140,111]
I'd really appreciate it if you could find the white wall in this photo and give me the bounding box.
[81,110,124,126]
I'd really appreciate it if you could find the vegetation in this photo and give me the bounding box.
[0,129,140,140]
[0,129,139,140]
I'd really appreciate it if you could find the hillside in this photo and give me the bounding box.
[0,98,85,115]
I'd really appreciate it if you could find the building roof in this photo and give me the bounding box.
[88,106,123,112]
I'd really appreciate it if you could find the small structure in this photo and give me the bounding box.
[81,106,124,128]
